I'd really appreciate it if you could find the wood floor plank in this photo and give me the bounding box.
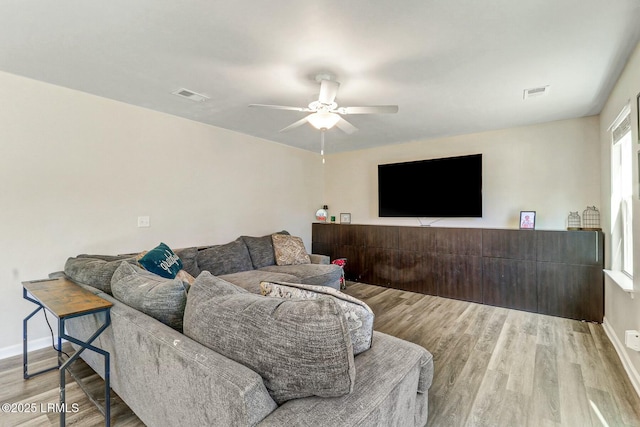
[585,386,625,427]
[429,348,492,425]
[466,369,510,427]
[474,309,508,354]
[505,332,537,396]
[527,343,562,425]
[557,360,593,427]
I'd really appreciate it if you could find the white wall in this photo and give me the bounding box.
[324,116,601,230]
[598,41,640,393]
[0,71,323,356]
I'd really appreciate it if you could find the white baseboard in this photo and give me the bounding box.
[602,317,640,398]
[0,337,53,361]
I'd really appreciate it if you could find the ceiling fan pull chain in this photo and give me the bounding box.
[321,130,325,164]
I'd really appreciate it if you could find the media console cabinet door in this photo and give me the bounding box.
[537,263,604,322]
[437,254,483,303]
[482,258,537,312]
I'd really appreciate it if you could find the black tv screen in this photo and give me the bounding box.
[378,154,482,217]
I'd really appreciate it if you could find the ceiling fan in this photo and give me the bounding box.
[249,74,399,134]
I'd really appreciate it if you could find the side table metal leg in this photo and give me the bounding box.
[60,312,112,426]
[59,318,66,427]
[23,302,58,379]
[105,351,110,426]
[60,364,66,427]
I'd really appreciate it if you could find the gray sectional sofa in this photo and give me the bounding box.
[59,232,434,426]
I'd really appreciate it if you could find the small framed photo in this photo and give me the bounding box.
[340,213,351,224]
[519,211,536,230]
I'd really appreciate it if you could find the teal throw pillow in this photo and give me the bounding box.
[138,242,183,279]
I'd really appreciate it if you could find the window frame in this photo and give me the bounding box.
[609,105,633,278]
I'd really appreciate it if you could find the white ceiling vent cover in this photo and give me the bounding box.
[523,85,550,100]
[172,88,209,102]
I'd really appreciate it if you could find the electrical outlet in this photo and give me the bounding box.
[625,330,640,351]
[137,216,150,228]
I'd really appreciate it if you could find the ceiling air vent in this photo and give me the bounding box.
[523,85,549,100]
[171,88,209,102]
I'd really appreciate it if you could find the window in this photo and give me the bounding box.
[610,106,633,277]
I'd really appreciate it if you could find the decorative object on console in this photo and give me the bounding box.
[582,206,601,230]
[567,211,581,230]
[519,211,536,229]
[340,213,351,224]
[260,280,374,355]
[315,205,329,222]
[137,242,183,279]
[272,234,311,266]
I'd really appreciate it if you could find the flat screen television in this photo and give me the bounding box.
[378,154,482,217]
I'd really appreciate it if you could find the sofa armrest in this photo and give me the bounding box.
[259,331,433,427]
[309,253,330,264]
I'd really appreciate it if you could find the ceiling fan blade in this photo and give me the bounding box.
[335,117,358,134]
[318,80,340,104]
[249,104,311,112]
[339,105,399,114]
[279,116,310,132]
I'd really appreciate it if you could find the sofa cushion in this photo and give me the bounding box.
[137,242,183,279]
[174,247,200,277]
[272,234,311,266]
[260,281,374,355]
[111,262,188,331]
[259,264,342,289]
[219,270,300,294]
[196,238,253,276]
[241,230,289,269]
[183,271,356,404]
[64,256,137,294]
[76,253,133,262]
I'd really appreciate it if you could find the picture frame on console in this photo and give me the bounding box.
[519,211,536,229]
[340,213,351,224]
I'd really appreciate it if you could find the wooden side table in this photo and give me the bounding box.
[23,277,113,427]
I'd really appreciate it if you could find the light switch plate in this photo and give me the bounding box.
[137,216,150,228]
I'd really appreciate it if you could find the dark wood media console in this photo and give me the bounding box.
[312,223,604,322]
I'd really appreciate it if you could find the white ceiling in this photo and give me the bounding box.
[1,1,639,153]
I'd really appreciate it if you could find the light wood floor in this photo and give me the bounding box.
[2,282,639,426]
[344,282,640,427]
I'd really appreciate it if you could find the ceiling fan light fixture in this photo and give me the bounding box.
[307,112,340,130]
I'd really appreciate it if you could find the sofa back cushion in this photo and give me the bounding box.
[173,247,200,277]
[64,256,137,294]
[111,262,188,331]
[241,230,289,269]
[196,238,253,276]
[183,271,356,404]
